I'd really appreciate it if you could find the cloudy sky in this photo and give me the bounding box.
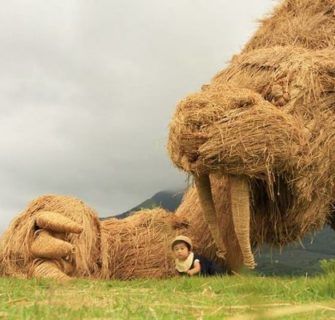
[0,0,277,232]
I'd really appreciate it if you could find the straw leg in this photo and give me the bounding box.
[195,174,227,259]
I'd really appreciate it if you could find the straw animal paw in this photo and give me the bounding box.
[0,195,105,280]
[29,211,82,280]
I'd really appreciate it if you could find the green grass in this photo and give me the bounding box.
[1,273,335,319]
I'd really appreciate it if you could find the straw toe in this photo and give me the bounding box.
[30,259,71,281]
[31,230,75,259]
[35,211,83,234]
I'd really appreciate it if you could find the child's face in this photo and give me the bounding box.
[173,242,190,261]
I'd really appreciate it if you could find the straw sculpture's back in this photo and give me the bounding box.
[1,0,335,279]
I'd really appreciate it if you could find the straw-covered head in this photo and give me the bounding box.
[168,83,304,178]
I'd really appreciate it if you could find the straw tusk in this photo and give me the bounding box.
[229,176,256,269]
[194,174,226,258]
[35,211,83,234]
[31,230,75,259]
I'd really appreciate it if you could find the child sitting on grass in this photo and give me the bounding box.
[171,235,223,276]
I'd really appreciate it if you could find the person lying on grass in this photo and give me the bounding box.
[171,235,222,276]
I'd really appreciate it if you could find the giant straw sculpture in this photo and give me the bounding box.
[1,0,335,279]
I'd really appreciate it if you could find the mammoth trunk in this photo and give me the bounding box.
[195,174,255,269]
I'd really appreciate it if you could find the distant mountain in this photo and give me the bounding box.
[102,189,335,275]
[106,189,184,220]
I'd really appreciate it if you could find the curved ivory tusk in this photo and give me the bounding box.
[31,230,75,259]
[35,211,83,234]
[194,174,226,258]
[229,176,256,269]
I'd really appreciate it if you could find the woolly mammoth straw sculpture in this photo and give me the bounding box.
[1,0,335,280]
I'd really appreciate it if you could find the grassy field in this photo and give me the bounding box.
[1,271,335,320]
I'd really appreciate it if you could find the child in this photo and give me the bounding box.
[171,235,221,276]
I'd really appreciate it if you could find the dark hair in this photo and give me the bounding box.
[172,240,191,251]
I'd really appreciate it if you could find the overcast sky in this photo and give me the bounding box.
[0,0,277,232]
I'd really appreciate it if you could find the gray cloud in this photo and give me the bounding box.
[0,0,277,232]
